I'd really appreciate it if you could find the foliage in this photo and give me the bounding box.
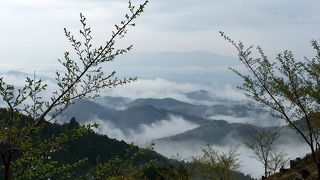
[192,144,240,180]
[243,128,288,177]
[220,31,320,178]
[0,1,149,179]
[84,144,155,179]
[1,108,184,179]
[0,108,93,179]
[268,150,320,179]
[84,143,190,180]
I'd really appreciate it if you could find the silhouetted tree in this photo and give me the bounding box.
[243,128,288,177]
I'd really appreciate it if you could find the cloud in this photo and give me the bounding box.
[102,78,248,104]
[0,71,281,127]
[209,113,284,127]
[209,84,246,101]
[127,0,320,57]
[129,115,199,145]
[103,78,201,101]
[209,115,256,124]
[91,115,199,145]
[1,0,319,70]
[91,118,127,140]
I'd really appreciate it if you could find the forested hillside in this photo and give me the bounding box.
[0,108,254,179]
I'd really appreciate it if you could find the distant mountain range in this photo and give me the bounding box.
[156,120,303,146]
[128,96,272,120]
[61,91,300,147]
[65,90,278,122]
[61,98,208,134]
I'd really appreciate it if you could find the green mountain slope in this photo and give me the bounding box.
[158,120,303,146]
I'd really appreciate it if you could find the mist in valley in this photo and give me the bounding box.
[69,78,309,178]
[1,66,314,178]
[91,112,309,178]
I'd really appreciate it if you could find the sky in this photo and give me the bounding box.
[0,0,320,73]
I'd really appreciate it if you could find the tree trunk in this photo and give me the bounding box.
[264,161,268,178]
[309,145,320,180]
[315,156,320,180]
[265,167,268,178]
[2,152,12,180]
[4,163,11,180]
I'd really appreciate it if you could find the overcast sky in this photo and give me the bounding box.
[0,0,319,72]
